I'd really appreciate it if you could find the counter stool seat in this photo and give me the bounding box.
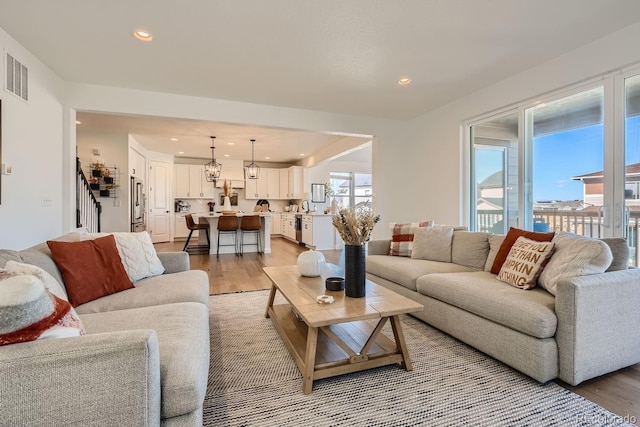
[217,215,239,258]
[239,215,262,255]
[183,214,210,254]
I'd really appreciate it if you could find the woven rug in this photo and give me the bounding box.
[203,291,632,427]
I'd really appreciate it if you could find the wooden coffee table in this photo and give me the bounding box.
[264,264,423,394]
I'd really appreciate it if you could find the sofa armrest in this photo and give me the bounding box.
[157,251,190,274]
[0,330,161,426]
[555,268,640,385]
[367,240,391,256]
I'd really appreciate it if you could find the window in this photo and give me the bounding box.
[329,172,373,210]
[467,67,640,266]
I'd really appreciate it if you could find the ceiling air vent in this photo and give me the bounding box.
[5,53,28,101]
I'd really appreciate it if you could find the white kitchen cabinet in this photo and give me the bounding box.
[129,148,146,180]
[282,213,297,241]
[174,165,191,198]
[301,214,334,250]
[246,168,280,199]
[270,213,282,235]
[288,166,308,199]
[279,169,289,199]
[174,164,214,199]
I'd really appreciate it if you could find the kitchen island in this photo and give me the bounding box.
[194,212,271,255]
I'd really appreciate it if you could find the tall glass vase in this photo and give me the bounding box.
[344,244,366,298]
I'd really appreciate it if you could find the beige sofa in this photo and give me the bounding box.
[0,232,210,427]
[366,229,640,385]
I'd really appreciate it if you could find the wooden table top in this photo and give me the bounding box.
[263,264,423,327]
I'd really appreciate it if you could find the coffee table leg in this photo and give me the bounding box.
[390,315,413,371]
[302,326,318,394]
[264,284,277,318]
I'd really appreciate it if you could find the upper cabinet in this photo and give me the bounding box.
[129,148,146,181]
[246,168,280,199]
[288,166,308,199]
[174,164,214,199]
[279,169,289,199]
[246,166,308,200]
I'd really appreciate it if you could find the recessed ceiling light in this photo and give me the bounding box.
[398,77,412,85]
[133,30,153,41]
[227,142,234,145]
[75,120,82,125]
[224,154,230,157]
[178,151,184,154]
[170,138,178,141]
[299,153,305,156]
[264,156,271,160]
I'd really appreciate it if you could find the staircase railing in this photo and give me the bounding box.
[76,157,101,232]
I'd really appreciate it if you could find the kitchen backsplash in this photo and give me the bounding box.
[175,188,295,213]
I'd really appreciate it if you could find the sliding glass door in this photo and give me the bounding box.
[470,112,519,234]
[468,69,640,266]
[623,73,640,265]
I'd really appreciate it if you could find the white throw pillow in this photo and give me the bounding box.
[538,231,613,295]
[411,226,454,262]
[90,232,165,282]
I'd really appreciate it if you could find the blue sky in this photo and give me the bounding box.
[476,115,640,202]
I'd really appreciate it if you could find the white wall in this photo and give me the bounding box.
[76,130,129,232]
[402,22,640,231]
[0,27,66,249]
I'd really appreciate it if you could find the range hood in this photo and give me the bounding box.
[215,159,245,188]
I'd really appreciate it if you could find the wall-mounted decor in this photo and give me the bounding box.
[311,183,325,203]
[220,192,238,206]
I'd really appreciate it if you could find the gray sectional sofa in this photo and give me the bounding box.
[366,229,640,386]
[0,232,210,426]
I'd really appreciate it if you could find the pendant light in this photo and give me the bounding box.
[204,136,222,183]
[246,139,260,179]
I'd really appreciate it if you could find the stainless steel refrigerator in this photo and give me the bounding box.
[130,176,146,232]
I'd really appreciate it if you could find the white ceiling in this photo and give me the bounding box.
[3,1,640,161]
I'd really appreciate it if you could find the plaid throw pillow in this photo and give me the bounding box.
[389,221,434,257]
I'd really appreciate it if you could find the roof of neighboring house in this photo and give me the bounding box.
[572,162,640,181]
[478,171,504,189]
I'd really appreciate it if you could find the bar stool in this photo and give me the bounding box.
[239,215,262,255]
[183,214,210,253]
[217,215,239,258]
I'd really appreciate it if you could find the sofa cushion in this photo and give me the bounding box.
[47,235,134,307]
[410,226,454,262]
[452,231,491,270]
[90,232,165,282]
[600,238,630,272]
[78,302,210,419]
[0,250,23,268]
[484,234,506,272]
[74,270,210,314]
[538,231,613,296]
[389,221,434,257]
[366,254,474,291]
[416,271,557,339]
[497,237,555,290]
[490,227,555,274]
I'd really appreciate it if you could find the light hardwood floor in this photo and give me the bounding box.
[155,236,639,421]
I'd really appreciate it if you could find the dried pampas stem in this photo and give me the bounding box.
[332,207,380,246]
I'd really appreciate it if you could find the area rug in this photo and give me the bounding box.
[203,291,632,426]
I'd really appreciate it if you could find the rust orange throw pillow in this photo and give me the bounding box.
[47,235,134,307]
[490,227,555,274]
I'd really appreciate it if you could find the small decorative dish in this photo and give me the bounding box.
[325,277,345,291]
